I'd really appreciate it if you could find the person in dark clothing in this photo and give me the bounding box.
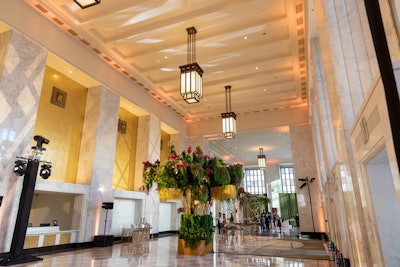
[217,212,222,234]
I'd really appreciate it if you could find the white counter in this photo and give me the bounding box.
[25,226,79,248]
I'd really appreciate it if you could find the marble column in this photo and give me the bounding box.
[169,133,187,154]
[134,115,161,234]
[0,29,47,252]
[290,124,324,233]
[187,136,209,154]
[74,86,119,242]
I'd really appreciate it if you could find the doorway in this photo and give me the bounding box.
[365,148,400,266]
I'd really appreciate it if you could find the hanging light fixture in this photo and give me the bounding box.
[258,148,266,169]
[179,27,203,104]
[74,0,101,9]
[221,85,236,138]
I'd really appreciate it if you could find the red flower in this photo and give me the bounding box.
[187,146,192,153]
[143,161,151,167]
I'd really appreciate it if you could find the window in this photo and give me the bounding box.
[280,166,295,193]
[244,169,265,194]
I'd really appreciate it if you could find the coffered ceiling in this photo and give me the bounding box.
[22,0,312,166]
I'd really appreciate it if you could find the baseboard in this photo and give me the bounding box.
[158,231,178,237]
[300,231,328,240]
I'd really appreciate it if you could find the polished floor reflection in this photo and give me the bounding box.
[12,234,335,267]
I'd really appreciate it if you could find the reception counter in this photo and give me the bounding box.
[24,226,78,249]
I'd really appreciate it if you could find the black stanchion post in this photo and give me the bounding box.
[0,136,51,266]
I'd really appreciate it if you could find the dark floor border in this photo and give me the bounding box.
[300,232,328,240]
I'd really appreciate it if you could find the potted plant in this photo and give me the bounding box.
[142,146,242,255]
[177,214,213,255]
[209,158,243,200]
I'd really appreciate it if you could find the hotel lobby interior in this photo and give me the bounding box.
[1,0,400,266]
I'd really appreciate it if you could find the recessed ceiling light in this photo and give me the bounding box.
[164,56,168,59]
[255,67,259,70]
[244,36,248,40]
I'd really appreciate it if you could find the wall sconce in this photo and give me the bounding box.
[179,27,203,104]
[221,85,236,138]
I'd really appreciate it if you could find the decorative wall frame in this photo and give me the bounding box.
[118,119,127,134]
[50,86,67,108]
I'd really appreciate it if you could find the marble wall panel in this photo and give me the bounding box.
[134,115,161,234]
[290,124,324,233]
[170,133,187,155]
[0,29,47,252]
[74,86,119,241]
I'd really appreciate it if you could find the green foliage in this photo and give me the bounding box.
[142,146,242,206]
[156,165,179,189]
[142,160,159,191]
[178,214,214,249]
[209,157,230,186]
[228,164,243,185]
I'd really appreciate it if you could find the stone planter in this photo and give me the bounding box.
[177,239,212,256]
[210,185,237,200]
[159,188,182,202]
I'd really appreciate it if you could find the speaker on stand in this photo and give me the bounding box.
[94,202,114,247]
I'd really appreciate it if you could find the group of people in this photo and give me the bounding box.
[216,212,235,234]
[214,210,288,234]
[260,211,282,232]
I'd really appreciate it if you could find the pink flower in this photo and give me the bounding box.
[181,162,187,170]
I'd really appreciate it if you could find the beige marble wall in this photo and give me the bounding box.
[310,0,397,266]
[170,133,188,155]
[187,136,209,155]
[0,29,47,252]
[73,86,120,241]
[134,115,161,234]
[350,66,400,266]
[290,124,324,233]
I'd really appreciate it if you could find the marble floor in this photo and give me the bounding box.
[9,233,336,267]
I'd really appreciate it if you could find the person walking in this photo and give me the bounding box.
[217,212,223,234]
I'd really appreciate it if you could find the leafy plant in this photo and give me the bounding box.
[209,157,230,186]
[142,160,159,191]
[178,214,214,249]
[228,164,243,186]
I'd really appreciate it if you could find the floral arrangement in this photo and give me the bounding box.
[142,160,159,191]
[142,146,243,210]
[142,145,243,251]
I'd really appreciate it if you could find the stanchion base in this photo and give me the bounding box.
[94,235,114,247]
[0,254,43,266]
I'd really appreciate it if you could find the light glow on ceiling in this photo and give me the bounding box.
[136,39,163,44]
